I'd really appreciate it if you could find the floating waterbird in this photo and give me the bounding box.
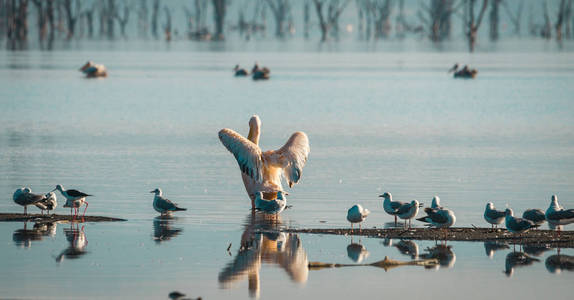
[347,204,370,232]
[79,61,107,78]
[379,192,406,226]
[505,208,538,234]
[522,208,546,226]
[52,185,92,218]
[251,63,270,80]
[150,188,187,216]
[35,192,57,215]
[13,187,46,215]
[449,64,477,79]
[397,200,420,229]
[484,202,505,229]
[218,115,310,209]
[234,65,248,76]
[255,191,287,215]
[545,195,574,229]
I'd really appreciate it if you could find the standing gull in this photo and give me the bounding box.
[505,208,538,234]
[151,188,187,216]
[218,115,310,209]
[255,191,287,215]
[545,195,574,230]
[522,209,546,227]
[379,192,406,226]
[35,192,58,215]
[52,185,92,218]
[484,202,505,230]
[13,187,46,215]
[347,204,370,232]
[397,200,420,229]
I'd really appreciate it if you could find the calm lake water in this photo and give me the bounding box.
[1,41,574,299]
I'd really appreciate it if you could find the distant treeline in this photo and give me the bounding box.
[0,0,572,51]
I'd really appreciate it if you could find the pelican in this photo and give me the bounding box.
[35,192,57,215]
[379,192,406,226]
[522,208,546,226]
[79,61,107,78]
[150,188,187,216]
[13,187,46,215]
[52,185,92,218]
[545,195,574,229]
[484,202,505,229]
[234,65,248,76]
[347,204,370,232]
[255,191,287,215]
[397,200,420,229]
[218,115,310,209]
[505,208,538,234]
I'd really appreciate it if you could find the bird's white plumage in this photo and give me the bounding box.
[545,195,574,226]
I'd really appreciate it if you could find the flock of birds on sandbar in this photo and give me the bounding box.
[347,193,574,236]
[9,113,574,240]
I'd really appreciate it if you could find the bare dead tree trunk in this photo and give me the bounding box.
[265,0,289,38]
[312,0,349,42]
[542,2,551,39]
[212,0,226,40]
[63,0,80,39]
[106,0,115,39]
[137,0,148,38]
[163,5,171,41]
[151,0,160,38]
[98,0,106,37]
[304,0,310,38]
[0,0,6,39]
[465,0,488,52]
[489,0,500,41]
[556,0,566,41]
[31,0,47,40]
[419,0,456,42]
[502,0,523,36]
[370,0,393,39]
[115,2,129,38]
[83,3,95,38]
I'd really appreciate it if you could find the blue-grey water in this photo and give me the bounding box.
[1,41,574,299]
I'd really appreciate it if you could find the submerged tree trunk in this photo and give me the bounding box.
[489,0,500,41]
[212,0,227,40]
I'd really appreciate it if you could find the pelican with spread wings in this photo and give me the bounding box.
[218,115,310,209]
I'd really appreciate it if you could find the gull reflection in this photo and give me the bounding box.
[484,241,509,259]
[523,244,552,257]
[13,222,43,248]
[34,222,58,239]
[545,250,574,274]
[393,240,419,259]
[420,244,456,269]
[347,239,370,263]
[55,223,88,263]
[153,216,183,244]
[503,251,539,277]
[218,212,308,299]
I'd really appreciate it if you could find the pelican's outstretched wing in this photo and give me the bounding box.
[219,128,263,183]
[273,131,310,188]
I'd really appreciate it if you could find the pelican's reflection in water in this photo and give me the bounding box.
[347,238,370,263]
[13,221,58,248]
[484,241,509,258]
[218,212,308,298]
[420,244,456,269]
[55,223,88,263]
[153,216,183,244]
[545,250,574,274]
[503,251,539,277]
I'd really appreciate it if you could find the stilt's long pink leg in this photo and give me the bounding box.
[83,201,89,217]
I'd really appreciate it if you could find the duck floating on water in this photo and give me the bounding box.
[79,61,107,78]
[448,63,477,79]
[234,65,249,76]
[251,63,270,80]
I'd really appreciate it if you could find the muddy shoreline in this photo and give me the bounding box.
[0,213,126,223]
[285,227,574,247]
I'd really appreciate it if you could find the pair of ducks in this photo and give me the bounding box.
[347,194,457,231]
[484,195,574,233]
[234,64,271,80]
[13,185,91,217]
[448,63,478,79]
